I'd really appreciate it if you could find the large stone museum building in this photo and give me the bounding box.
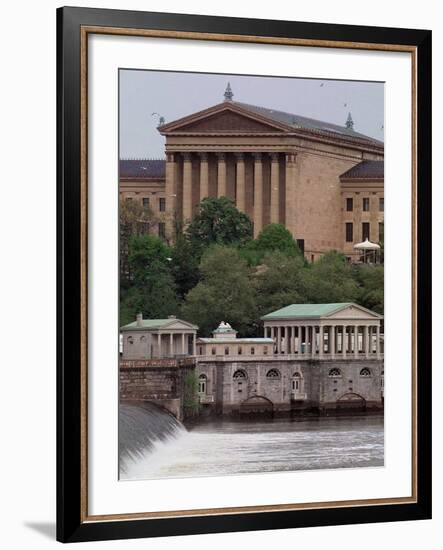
[120,84,384,262]
[120,303,384,418]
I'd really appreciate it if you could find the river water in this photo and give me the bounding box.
[120,414,384,481]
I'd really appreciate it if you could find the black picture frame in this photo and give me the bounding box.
[57,6,432,543]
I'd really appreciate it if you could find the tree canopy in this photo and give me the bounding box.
[186,197,253,254]
[240,223,304,265]
[181,245,256,336]
[304,250,360,304]
[254,251,307,317]
[119,196,383,334]
[120,234,178,325]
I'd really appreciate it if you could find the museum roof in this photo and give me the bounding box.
[234,101,383,146]
[119,159,165,178]
[340,160,384,180]
[261,303,355,320]
[121,318,198,331]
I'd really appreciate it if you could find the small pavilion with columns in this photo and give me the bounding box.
[262,302,383,359]
[121,314,198,360]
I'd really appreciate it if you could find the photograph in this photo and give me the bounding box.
[118,70,385,481]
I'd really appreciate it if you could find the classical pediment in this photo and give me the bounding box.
[161,320,199,331]
[159,103,290,135]
[173,110,285,133]
[327,304,382,320]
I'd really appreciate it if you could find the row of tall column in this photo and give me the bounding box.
[264,325,382,359]
[155,332,196,358]
[165,151,297,237]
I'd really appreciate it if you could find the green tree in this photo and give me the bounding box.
[304,250,359,303]
[182,245,256,336]
[254,223,302,256]
[354,264,384,314]
[120,198,155,285]
[186,197,253,255]
[239,223,304,266]
[254,251,308,317]
[120,234,179,324]
[170,234,200,301]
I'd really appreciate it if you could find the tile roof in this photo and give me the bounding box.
[120,159,165,178]
[121,318,198,331]
[235,102,384,147]
[261,303,354,320]
[340,160,384,180]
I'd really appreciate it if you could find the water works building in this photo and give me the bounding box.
[120,303,384,418]
[120,84,384,263]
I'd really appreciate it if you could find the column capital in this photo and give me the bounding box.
[199,152,209,161]
[270,152,280,162]
[216,152,226,160]
[235,152,245,161]
[253,152,262,161]
[285,152,297,163]
[166,152,175,162]
[182,152,192,162]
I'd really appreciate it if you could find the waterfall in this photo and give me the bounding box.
[119,401,187,473]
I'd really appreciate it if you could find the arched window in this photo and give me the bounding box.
[211,347,216,355]
[224,347,229,355]
[198,374,207,394]
[266,369,281,379]
[263,346,268,355]
[360,367,371,377]
[233,370,247,380]
[127,336,133,345]
[328,368,342,377]
[292,371,302,391]
[140,335,146,342]
[251,347,255,355]
[238,346,242,355]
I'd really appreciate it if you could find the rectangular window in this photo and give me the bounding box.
[362,197,370,211]
[379,197,384,212]
[251,347,255,355]
[346,197,353,211]
[211,347,216,355]
[296,239,305,255]
[362,222,370,240]
[158,222,166,239]
[224,347,229,355]
[159,197,166,212]
[345,222,353,242]
[142,197,150,208]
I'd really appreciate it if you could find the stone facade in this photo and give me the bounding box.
[119,358,196,421]
[195,358,383,415]
[120,305,384,418]
[119,87,384,262]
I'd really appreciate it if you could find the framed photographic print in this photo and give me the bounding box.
[57,6,432,543]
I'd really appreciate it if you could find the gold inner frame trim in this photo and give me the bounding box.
[79,25,418,523]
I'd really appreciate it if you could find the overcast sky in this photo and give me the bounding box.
[119,69,384,159]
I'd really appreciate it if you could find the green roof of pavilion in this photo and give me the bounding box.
[261,303,354,320]
[121,318,198,331]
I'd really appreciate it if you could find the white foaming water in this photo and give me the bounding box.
[120,416,384,481]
